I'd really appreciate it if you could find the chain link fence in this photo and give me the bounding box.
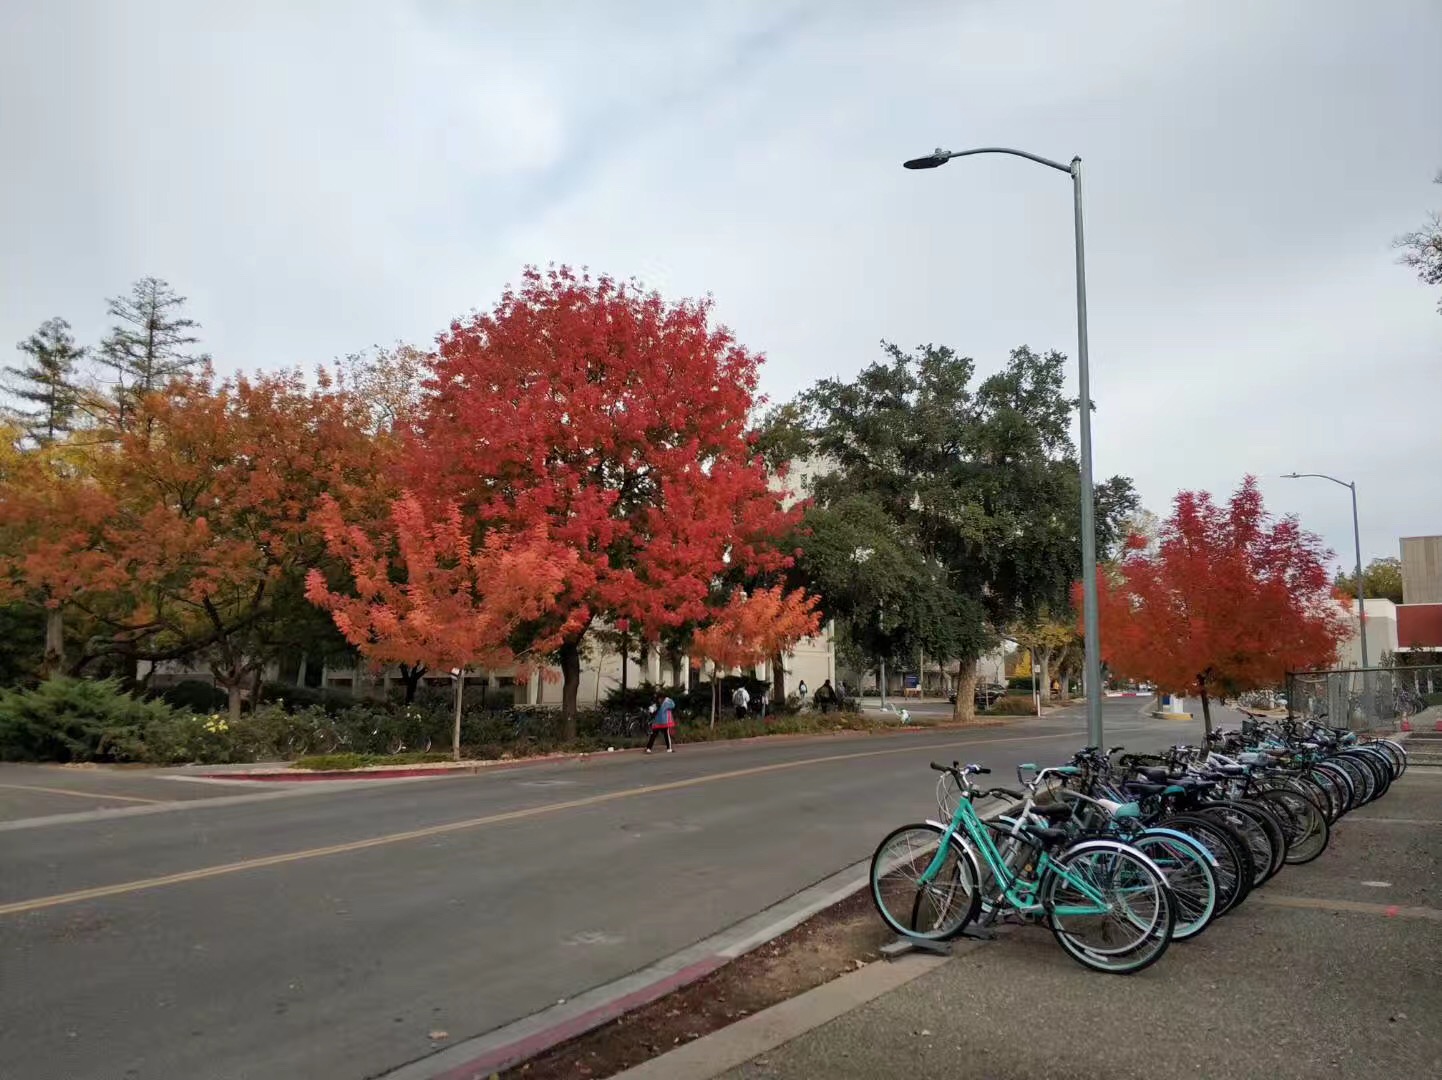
[1286,664,1442,732]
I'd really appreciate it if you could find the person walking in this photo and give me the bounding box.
[797,679,809,705]
[814,679,837,714]
[646,689,677,753]
[732,683,751,720]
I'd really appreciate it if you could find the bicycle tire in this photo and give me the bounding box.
[1313,761,1356,816]
[869,823,981,941]
[1043,840,1176,975]
[1195,802,1277,887]
[1162,813,1252,916]
[1253,788,1329,864]
[1130,830,1218,940]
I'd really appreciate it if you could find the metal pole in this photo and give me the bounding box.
[880,658,888,711]
[1072,157,1104,748]
[1349,482,1368,669]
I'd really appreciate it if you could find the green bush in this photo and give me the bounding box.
[1007,675,1034,691]
[0,677,196,763]
[1424,691,1442,709]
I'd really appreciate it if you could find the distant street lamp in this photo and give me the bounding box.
[1282,473,1368,670]
[903,146,1105,746]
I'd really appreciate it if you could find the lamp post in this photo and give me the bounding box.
[1282,473,1368,669]
[903,146,1104,747]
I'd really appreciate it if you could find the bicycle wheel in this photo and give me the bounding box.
[1196,803,1276,887]
[1254,788,1329,864]
[1043,840,1175,974]
[1163,814,1251,916]
[1338,752,1381,804]
[1130,830,1217,940]
[1235,799,1290,879]
[1314,762,1356,816]
[869,824,981,941]
[1370,738,1407,779]
[1351,748,1394,797]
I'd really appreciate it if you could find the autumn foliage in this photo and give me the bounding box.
[305,494,581,674]
[398,266,803,733]
[690,586,822,725]
[1090,476,1348,735]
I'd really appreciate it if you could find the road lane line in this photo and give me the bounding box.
[0,782,164,805]
[0,729,1080,918]
[1252,893,1442,921]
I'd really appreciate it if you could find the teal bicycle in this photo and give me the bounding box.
[869,761,1177,974]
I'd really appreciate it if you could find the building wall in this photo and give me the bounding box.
[1397,603,1442,651]
[1334,597,1398,668]
[1400,535,1442,604]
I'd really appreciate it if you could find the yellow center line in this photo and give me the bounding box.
[0,782,164,805]
[0,729,1071,918]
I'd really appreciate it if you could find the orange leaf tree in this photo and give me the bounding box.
[305,494,581,756]
[401,266,800,738]
[1090,476,1348,737]
[1,370,391,714]
[689,586,821,726]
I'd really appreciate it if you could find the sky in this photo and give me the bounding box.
[2,0,1439,574]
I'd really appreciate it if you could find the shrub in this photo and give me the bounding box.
[291,751,452,771]
[0,677,192,763]
[260,681,361,715]
[1424,691,1442,709]
[152,679,229,714]
[1007,675,1034,691]
[983,695,1038,716]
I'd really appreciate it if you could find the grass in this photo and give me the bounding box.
[290,751,454,771]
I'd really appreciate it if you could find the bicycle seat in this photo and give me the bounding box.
[1030,803,1074,821]
[1122,781,1169,797]
[1020,823,1070,846]
[1141,767,1174,783]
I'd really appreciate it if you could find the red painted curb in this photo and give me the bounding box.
[431,955,729,1080]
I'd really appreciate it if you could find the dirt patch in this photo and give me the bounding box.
[498,887,891,1080]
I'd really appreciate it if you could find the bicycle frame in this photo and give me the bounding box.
[920,785,1111,918]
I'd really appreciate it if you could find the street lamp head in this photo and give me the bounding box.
[1281,472,1300,479]
[903,148,951,170]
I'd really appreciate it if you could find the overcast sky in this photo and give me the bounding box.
[3,0,1439,574]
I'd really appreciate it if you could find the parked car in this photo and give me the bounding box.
[948,683,1008,708]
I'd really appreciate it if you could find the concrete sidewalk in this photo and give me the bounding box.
[625,768,1442,1080]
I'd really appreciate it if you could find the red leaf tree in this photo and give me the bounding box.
[401,266,800,737]
[1090,476,1348,737]
[305,494,582,758]
[689,586,822,726]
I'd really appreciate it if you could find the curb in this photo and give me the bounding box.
[375,860,873,1080]
[1151,711,1193,721]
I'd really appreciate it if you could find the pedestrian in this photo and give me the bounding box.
[797,679,808,704]
[814,678,837,714]
[758,686,770,721]
[646,689,676,753]
[732,683,751,720]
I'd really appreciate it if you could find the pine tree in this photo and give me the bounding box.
[100,277,208,425]
[4,318,84,445]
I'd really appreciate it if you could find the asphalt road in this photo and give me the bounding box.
[0,700,1178,1080]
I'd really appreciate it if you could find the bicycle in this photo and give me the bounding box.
[870,761,1177,974]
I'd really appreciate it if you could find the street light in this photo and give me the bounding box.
[1281,473,1368,669]
[903,145,1105,747]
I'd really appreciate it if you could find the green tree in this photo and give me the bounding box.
[790,342,1137,720]
[1335,556,1405,604]
[5,318,84,445]
[100,277,208,427]
[1395,170,1442,312]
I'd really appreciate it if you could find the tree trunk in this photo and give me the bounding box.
[952,658,978,723]
[227,683,244,724]
[710,676,718,729]
[559,638,582,741]
[620,632,629,694]
[399,663,425,704]
[1199,679,1213,742]
[42,607,65,678]
[249,666,264,711]
[1037,650,1053,704]
[771,650,786,705]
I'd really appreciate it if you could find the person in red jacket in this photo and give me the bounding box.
[646,689,677,753]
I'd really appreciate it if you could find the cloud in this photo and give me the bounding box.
[1,0,1438,569]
